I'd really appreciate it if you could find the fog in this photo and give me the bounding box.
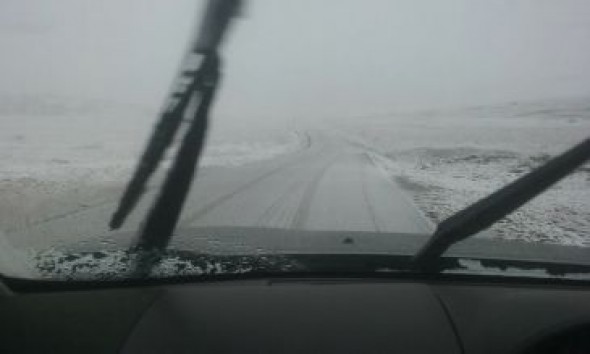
[1,0,590,122]
[2,1,590,274]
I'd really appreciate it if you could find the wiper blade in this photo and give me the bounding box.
[413,137,590,270]
[108,0,242,276]
[109,0,242,230]
[108,64,203,230]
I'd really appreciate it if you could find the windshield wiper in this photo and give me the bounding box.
[109,0,242,276]
[413,137,590,270]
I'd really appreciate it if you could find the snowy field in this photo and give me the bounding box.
[1,95,589,279]
[340,96,590,246]
[0,95,302,232]
[0,95,306,278]
[1,95,588,248]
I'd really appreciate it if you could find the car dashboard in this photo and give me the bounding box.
[2,277,590,353]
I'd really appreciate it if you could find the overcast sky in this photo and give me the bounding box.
[1,0,589,120]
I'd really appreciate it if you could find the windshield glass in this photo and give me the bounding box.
[1,0,589,281]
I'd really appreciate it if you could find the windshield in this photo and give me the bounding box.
[1,0,589,282]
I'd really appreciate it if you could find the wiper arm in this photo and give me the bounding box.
[413,137,590,270]
[108,0,242,276]
[109,0,242,230]
[134,52,219,250]
[108,61,204,230]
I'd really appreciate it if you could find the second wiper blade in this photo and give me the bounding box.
[413,137,590,270]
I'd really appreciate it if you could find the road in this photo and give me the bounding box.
[5,133,433,250]
[181,133,431,232]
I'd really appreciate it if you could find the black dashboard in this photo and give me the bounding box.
[2,277,590,353]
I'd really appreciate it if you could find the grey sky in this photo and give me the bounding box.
[1,0,589,120]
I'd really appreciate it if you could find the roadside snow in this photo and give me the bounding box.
[200,138,301,168]
[346,97,590,246]
[0,95,303,233]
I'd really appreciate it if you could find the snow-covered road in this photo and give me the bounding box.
[2,132,432,252]
[2,96,589,257]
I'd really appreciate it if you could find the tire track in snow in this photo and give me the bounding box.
[181,146,317,225]
[360,154,382,232]
[290,157,336,229]
[254,179,305,227]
